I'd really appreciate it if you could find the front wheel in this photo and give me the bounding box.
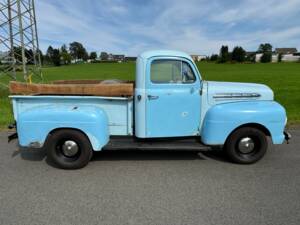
[45,129,93,169]
[224,127,268,164]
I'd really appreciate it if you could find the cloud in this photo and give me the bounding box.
[35,0,300,55]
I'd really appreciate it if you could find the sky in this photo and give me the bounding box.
[36,0,300,56]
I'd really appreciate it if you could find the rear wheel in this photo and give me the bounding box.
[224,127,268,164]
[46,129,93,169]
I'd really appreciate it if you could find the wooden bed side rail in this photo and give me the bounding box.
[9,81,134,97]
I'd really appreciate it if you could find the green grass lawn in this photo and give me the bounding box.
[0,61,299,128]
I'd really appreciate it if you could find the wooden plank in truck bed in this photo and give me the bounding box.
[9,81,134,97]
[52,80,103,84]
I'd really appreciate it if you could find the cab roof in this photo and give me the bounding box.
[139,50,193,61]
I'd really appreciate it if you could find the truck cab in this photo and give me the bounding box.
[10,50,290,169]
[135,50,202,138]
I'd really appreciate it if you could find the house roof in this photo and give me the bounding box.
[275,48,297,54]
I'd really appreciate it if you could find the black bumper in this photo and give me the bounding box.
[284,131,292,143]
[7,122,18,143]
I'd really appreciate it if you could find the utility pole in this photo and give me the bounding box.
[0,0,42,83]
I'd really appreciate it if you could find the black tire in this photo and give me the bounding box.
[45,129,93,169]
[224,127,268,164]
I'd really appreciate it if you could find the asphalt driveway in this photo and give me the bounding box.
[0,130,299,225]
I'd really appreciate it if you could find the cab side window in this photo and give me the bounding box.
[151,59,196,84]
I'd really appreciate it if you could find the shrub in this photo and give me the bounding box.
[260,52,272,63]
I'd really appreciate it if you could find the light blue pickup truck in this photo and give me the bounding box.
[9,50,290,169]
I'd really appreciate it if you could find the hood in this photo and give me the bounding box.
[206,81,274,105]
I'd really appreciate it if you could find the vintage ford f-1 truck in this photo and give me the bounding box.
[9,50,291,169]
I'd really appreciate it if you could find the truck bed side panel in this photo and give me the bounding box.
[11,96,133,139]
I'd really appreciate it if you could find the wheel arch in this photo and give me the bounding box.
[46,127,92,145]
[44,126,107,151]
[226,123,271,141]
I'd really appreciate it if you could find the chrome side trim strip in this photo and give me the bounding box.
[213,93,261,99]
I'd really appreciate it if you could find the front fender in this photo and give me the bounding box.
[17,105,109,151]
[201,101,286,145]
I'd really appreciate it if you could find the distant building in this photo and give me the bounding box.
[271,54,278,63]
[107,54,125,61]
[255,47,300,62]
[255,53,263,62]
[113,54,125,61]
[125,56,137,61]
[245,51,256,61]
[255,53,277,62]
[275,48,297,55]
[281,54,300,62]
[0,51,10,64]
[107,54,114,61]
[190,54,207,62]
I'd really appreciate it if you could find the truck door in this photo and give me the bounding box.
[145,57,201,137]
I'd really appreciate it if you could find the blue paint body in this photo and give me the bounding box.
[11,96,133,150]
[145,56,201,137]
[17,105,109,150]
[201,101,286,145]
[10,50,288,150]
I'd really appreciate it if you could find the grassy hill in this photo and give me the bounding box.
[0,61,299,128]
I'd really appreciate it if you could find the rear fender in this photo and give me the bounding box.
[17,105,109,151]
[201,101,286,145]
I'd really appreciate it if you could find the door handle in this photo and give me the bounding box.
[147,95,159,100]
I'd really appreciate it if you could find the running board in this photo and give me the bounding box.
[103,136,211,151]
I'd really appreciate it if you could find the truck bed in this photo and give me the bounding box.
[9,80,134,97]
[10,95,134,136]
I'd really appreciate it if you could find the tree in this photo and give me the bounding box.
[90,52,97,60]
[260,52,272,63]
[210,54,219,61]
[218,45,229,63]
[52,49,61,66]
[245,53,256,63]
[12,46,23,63]
[69,42,88,61]
[60,51,72,65]
[45,46,60,66]
[278,53,283,62]
[61,44,68,54]
[100,52,108,60]
[257,43,272,53]
[45,46,54,64]
[257,43,272,63]
[83,51,89,61]
[46,46,54,57]
[60,44,71,65]
[231,46,246,62]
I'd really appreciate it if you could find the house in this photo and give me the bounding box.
[107,54,114,61]
[255,53,263,62]
[281,54,300,62]
[190,54,207,62]
[125,56,137,61]
[107,54,125,61]
[256,53,280,63]
[113,54,125,62]
[275,48,297,55]
[255,47,300,62]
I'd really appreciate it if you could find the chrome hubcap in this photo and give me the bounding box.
[62,140,79,157]
[238,137,255,154]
